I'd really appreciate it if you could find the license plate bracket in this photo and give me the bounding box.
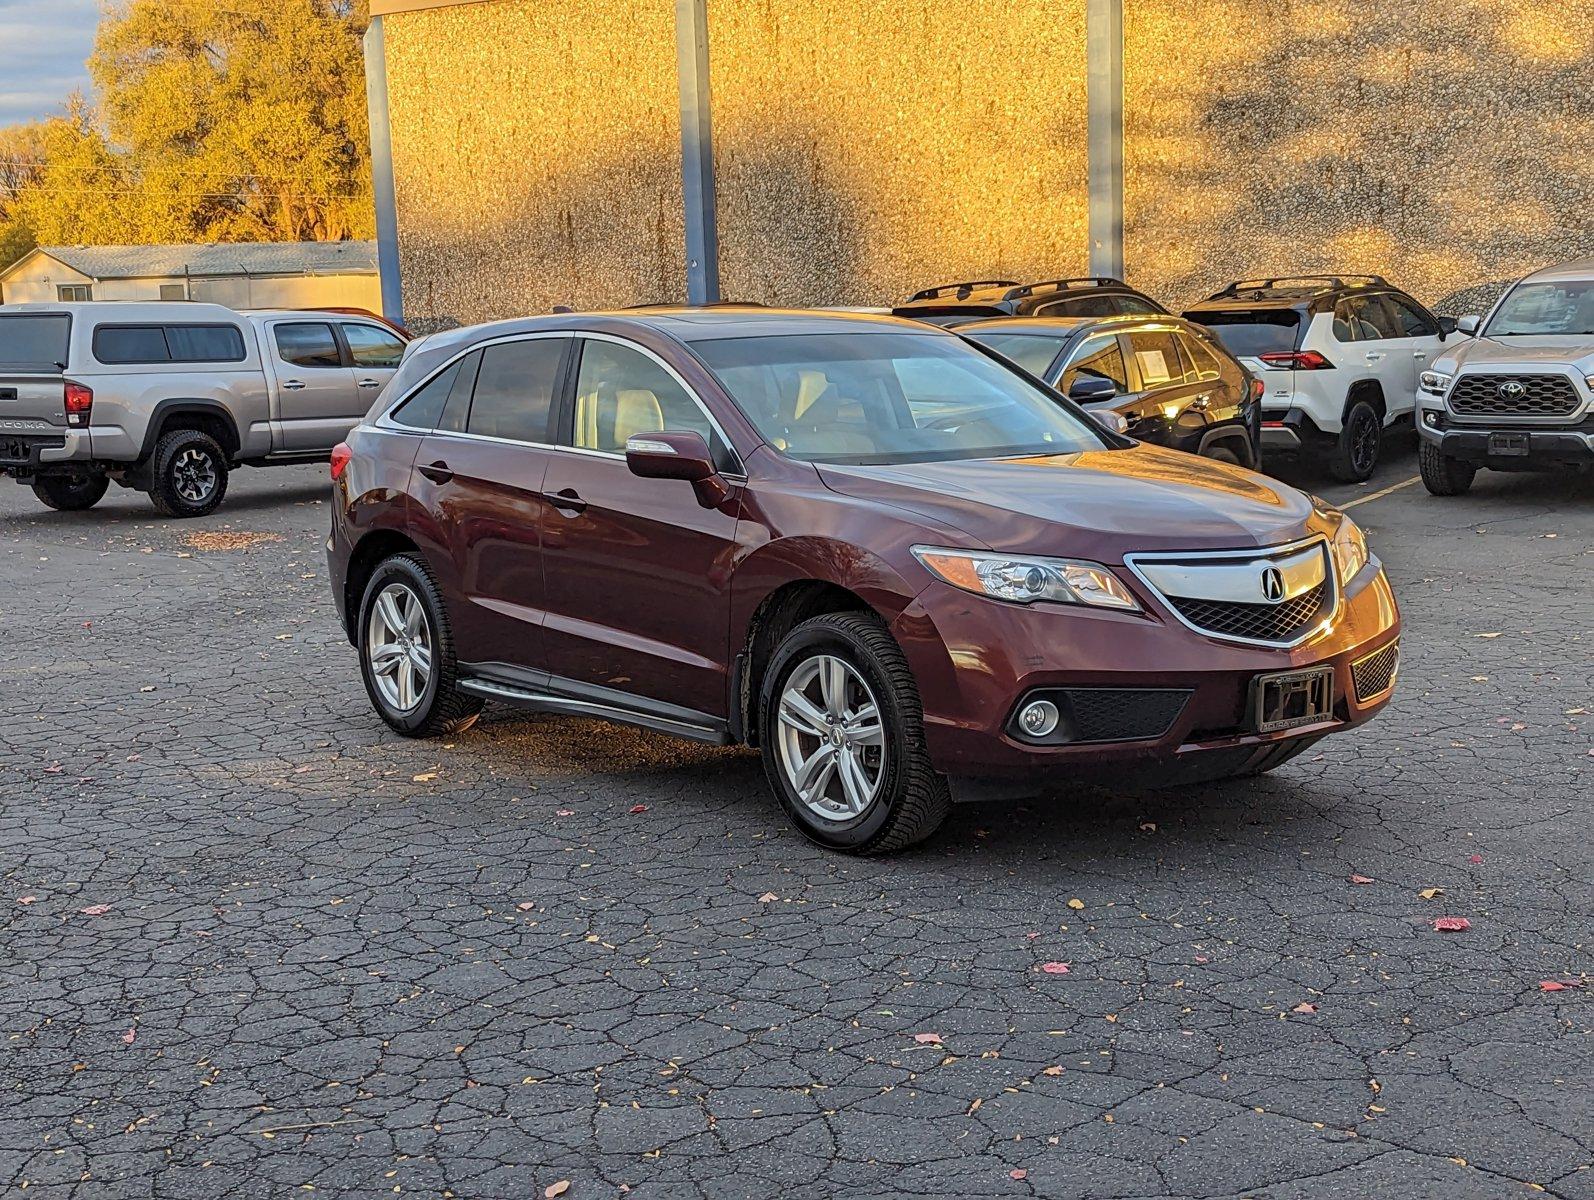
[1252,665,1334,733]
[1488,432,1529,456]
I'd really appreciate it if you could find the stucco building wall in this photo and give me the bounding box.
[379,0,1593,327]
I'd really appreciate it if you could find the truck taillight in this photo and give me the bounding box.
[330,442,353,481]
[1258,350,1334,370]
[64,381,93,427]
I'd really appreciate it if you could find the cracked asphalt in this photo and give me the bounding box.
[1,447,1590,1200]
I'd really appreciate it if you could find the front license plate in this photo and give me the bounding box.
[1488,432,1529,456]
[1252,665,1334,733]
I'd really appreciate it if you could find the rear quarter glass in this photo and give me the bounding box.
[1186,311,1303,358]
[0,313,72,368]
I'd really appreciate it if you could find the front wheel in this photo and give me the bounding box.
[32,473,108,511]
[1327,400,1382,483]
[1419,441,1476,496]
[759,611,950,854]
[357,552,482,738]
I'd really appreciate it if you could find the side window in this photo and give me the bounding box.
[570,339,725,461]
[1126,329,1185,391]
[1115,295,1161,315]
[94,324,246,364]
[166,325,245,362]
[1058,335,1130,396]
[275,322,342,369]
[1037,295,1117,318]
[342,322,406,368]
[1334,297,1396,341]
[93,325,169,363]
[1176,331,1224,382]
[466,338,564,443]
[1385,294,1437,338]
[437,351,480,433]
[389,360,464,430]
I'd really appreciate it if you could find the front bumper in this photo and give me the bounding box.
[1417,415,1594,469]
[891,564,1400,779]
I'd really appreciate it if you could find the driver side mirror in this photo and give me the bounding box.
[1436,315,1458,338]
[625,430,732,508]
[1455,314,1481,336]
[1068,376,1119,403]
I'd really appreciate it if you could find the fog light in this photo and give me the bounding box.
[1422,410,1439,427]
[1017,699,1060,739]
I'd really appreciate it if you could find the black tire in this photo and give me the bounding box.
[356,551,482,738]
[146,428,229,517]
[758,611,951,854]
[1203,444,1242,466]
[1327,400,1382,483]
[1419,440,1476,496]
[31,473,108,511]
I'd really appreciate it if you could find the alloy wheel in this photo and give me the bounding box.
[173,448,218,503]
[1350,410,1379,474]
[366,582,433,712]
[776,654,886,820]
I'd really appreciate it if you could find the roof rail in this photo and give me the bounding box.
[1208,274,1388,299]
[905,279,1020,302]
[1003,276,1127,300]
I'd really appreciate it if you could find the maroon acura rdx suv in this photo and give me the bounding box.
[327,309,1399,853]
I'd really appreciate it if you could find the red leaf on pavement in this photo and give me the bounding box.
[1433,916,1471,932]
[911,1032,942,1045]
[1194,955,1209,964]
[17,896,37,905]
[1540,980,1585,992]
[121,1028,135,1045]
[628,804,648,814]
[78,904,111,916]
[516,902,535,911]
[555,809,574,817]
[1038,962,1070,975]
[1292,1002,1318,1014]
[1469,854,1483,864]
[43,764,62,774]
[1010,1169,1028,1179]
[1349,874,1375,885]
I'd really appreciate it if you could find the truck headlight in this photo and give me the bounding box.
[1418,370,1453,395]
[912,546,1141,611]
[1331,517,1369,588]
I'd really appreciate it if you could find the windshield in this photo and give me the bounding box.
[1184,310,1301,357]
[1485,281,1594,336]
[0,314,71,369]
[691,332,1109,464]
[961,331,1068,378]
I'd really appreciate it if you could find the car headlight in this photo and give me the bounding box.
[1331,517,1369,588]
[912,546,1141,611]
[1418,370,1453,395]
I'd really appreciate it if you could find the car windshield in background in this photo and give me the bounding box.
[1485,282,1594,336]
[1186,310,1301,357]
[692,332,1108,465]
[962,331,1068,378]
[0,314,71,369]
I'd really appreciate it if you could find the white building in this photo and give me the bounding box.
[0,241,382,310]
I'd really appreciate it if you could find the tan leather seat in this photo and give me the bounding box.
[611,389,665,447]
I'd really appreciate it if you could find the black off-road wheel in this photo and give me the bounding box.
[146,428,229,518]
[759,611,951,854]
[1419,440,1476,496]
[32,473,108,511]
[357,552,482,738]
[1327,400,1382,483]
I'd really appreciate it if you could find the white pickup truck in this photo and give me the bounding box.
[0,301,409,516]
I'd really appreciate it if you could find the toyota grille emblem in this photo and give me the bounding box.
[1260,566,1286,603]
[1497,380,1527,401]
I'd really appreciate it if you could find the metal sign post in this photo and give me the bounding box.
[1086,0,1125,280]
[676,0,722,306]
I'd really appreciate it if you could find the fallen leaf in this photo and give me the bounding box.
[1473,632,1502,639]
[1540,980,1585,992]
[1010,1169,1028,1180]
[412,772,437,783]
[1433,916,1471,932]
[1138,821,1157,832]
[1066,898,1085,911]
[757,892,779,903]
[1349,874,1375,885]
[966,1097,982,1114]
[1469,855,1483,865]
[911,1032,942,1045]
[1038,962,1071,975]
[43,764,63,774]
[121,1028,135,1045]
[544,1183,570,1199]
[78,904,111,916]
[1042,1066,1063,1076]
[629,804,648,814]
[1194,955,1209,964]
[516,902,535,912]
[555,809,575,817]
[17,896,37,905]
[1418,888,1443,900]
[1292,1003,1318,1014]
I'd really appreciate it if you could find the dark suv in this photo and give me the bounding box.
[327,309,1400,854]
[893,277,1166,328]
[959,314,1262,467]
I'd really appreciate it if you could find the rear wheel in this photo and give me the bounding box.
[1419,440,1476,496]
[1327,400,1382,483]
[357,552,482,737]
[1203,444,1242,466]
[32,473,108,511]
[147,428,228,517]
[759,611,950,854]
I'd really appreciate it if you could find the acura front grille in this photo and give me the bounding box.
[1168,584,1328,644]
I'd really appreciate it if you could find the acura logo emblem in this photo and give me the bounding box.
[1260,566,1286,602]
[1497,380,1526,400]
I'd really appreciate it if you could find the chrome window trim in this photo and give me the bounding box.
[1122,534,1340,649]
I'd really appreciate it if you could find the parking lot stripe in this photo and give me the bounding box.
[1340,475,1421,510]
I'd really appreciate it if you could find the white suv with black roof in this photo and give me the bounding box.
[1415,259,1594,494]
[1184,275,1458,481]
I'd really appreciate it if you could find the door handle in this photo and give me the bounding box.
[1413,351,1428,361]
[357,378,382,388]
[417,460,453,484]
[1364,351,1385,361]
[546,487,587,515]
[282,379,306,390]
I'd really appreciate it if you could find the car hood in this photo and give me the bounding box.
[1437,334,1594,375]
[817,444,1326,560]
